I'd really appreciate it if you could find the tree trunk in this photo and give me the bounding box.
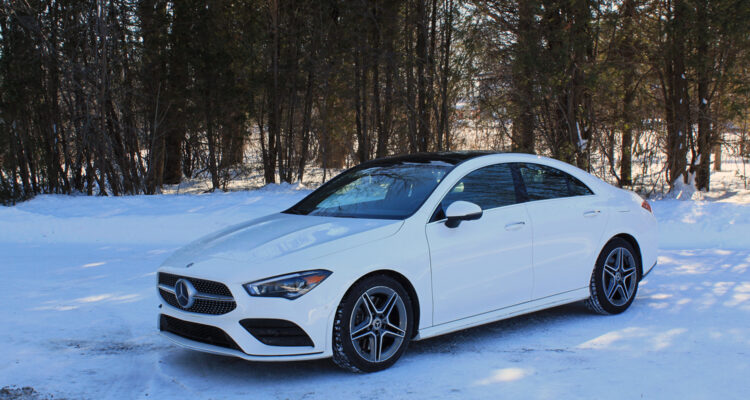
[405,1,418,152]
[297,69,314,182]
[512,0,536,154]
[664,0,690,187]
[354,48,369,163]
[619,0,637,187]
[372,9,385,159]
[265,0,280,184]
[694,0,711,191]
[437,0,454,152]
[415,0,429,152]
[713,142,722,171]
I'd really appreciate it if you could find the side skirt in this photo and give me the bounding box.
[414,287,590,341]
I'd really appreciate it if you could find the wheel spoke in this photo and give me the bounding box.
[623,280,634,298]
[616,283,629,301]
[603,264,617,278]
[381,292,399,318]
[384,323,406,338]
[617,248,624,271]
[351,321,371,340]
[605,279,617,300]
[363,292,378,316]
[378,332,387,361]
[353,330,374,342]
[383,331,405,340]
[623,268,636,281]
[368,334,378,361]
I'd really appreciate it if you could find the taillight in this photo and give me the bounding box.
[641,200,652,213]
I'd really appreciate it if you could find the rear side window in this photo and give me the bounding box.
[516,163,593,201]
[439,163,519,213]
[568,175,593,196]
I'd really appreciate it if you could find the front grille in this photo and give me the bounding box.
[159,273,233,297]
[160,314,241,351]
[159,288,237,315]
[240,319,314,347]
[158,273,236,315]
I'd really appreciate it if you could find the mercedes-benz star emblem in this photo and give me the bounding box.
[174,279,197,309]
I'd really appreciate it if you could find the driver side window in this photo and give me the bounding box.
[433,163,519,220]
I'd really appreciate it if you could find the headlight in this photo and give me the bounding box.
[244,270,332,300]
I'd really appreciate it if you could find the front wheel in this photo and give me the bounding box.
[586,238,640,315]
[332,275,414,372]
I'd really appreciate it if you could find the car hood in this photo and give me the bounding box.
[162,212,404,268]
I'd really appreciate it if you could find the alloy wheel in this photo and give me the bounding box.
[601,247,638,307]
[349,286,408,363]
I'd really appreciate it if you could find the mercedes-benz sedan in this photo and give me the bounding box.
[156,152,657,372]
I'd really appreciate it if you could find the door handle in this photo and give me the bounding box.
[505,221,526,231]
[583,210,601,217]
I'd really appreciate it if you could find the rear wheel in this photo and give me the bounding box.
[332,275,413,372]
[586,238,640,315]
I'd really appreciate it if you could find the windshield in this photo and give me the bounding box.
[285,162,453,219]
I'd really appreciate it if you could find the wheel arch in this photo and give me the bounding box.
[343,269,421,338]
[609,233,643,279]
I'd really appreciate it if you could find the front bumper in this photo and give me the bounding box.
[159,329,327,362]
[156,268,339,361]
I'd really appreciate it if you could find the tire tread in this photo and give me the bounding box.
[332,301,363,373]
[585,268,611,315]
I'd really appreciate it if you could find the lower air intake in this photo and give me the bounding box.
[240,319,314,347]
[160,314,242,352]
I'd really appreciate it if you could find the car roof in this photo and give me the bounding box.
[360,151,500,167]
[357,151,609,194]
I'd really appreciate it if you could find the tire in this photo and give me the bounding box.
[586,238,640,315]
[332,275,414,373]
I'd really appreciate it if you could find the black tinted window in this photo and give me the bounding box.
[569,175,593,196]
[516,163,593,201]
[439,164,518,214]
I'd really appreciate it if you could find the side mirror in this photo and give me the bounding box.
[444,201,483,228]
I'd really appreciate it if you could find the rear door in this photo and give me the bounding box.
[514,163,609,300]
[426,163,533,325]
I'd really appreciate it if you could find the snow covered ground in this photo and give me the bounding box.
[2,183,750,399]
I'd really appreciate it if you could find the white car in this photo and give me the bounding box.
[157,152,657,372]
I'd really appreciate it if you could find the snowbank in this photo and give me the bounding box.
[0,184,310,245]
[653,200,750,249]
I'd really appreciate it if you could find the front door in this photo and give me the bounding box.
[426,163,534,325]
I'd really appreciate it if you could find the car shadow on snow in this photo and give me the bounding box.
[408,301,592,356]
[161,300,595,382]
